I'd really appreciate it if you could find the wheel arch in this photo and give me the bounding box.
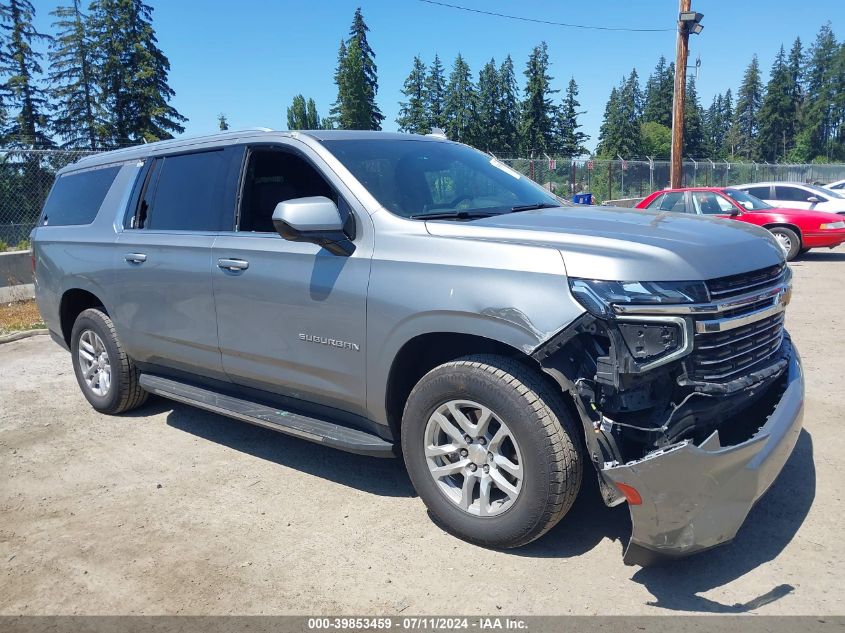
[59,288,106,346]
[763,222,803,240]
[384,332,545,442]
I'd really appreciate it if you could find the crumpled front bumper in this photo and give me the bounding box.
[601,339,804,566]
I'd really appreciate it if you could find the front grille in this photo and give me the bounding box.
[690,313,785,381]
[706,263,786,300]
[688,264,789,382]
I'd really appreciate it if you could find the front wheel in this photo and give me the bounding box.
[401,355,582,548]
[769,227,801,261]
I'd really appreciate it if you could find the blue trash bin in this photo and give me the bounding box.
[573,193,593,205]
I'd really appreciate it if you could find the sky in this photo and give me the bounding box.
[32,0,841,153]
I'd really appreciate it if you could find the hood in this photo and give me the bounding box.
[751,206,845,223]
[425,206,785,281]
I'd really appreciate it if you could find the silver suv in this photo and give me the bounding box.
[32,130,803,565]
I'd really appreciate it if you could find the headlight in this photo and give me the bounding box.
[820,221,845,229]
[568,278,709,317]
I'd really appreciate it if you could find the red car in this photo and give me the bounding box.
[636,187,845,260]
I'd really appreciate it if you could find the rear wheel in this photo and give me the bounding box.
[769,227,801,261]
[401,354,582,548]
[71,308,148,414]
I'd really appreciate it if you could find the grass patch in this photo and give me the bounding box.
[0,298,45,336]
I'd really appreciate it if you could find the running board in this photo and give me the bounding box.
[139,374,395,458]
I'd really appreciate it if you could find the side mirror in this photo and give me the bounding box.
[272,196,355,256]
[807,196,821,203]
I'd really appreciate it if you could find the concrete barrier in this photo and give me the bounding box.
[0,250,33,288]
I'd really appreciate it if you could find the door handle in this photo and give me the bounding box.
[124,253,147,264]
[217,258,249,272]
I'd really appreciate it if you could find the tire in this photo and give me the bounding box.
[70,308,148,414]
[401,354,582,548]
[769,227,801,261]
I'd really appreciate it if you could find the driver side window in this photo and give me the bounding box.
[238,148,337,233]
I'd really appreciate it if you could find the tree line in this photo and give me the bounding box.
[596,22,845,163]
[0,0,184,149]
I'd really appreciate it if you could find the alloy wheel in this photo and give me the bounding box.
[423,399,523,517]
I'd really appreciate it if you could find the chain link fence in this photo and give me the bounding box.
[499,158,845,205]
[0,149,97,249]
[2,149,845,250]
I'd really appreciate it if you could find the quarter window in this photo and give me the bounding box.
[41,165,121,226]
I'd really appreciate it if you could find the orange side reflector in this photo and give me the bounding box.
[615,482,642,505]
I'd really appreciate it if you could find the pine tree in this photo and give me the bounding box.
[683,77,706,157]
[346,7,382,130]
[759,45,797,161]
[519,42,557,155]
[48,0,100,149]
[287,94,308,130]
[424,54,446,130]
[642,56,674,127]
[88,0,186,146]
[327,39,347,129]
[704,93,724,159]
[596,72,643,158]
[731,55,763,159]
[336,38,370,130]
[443,53,476,144]
[396,55,429,134]
[721,89,735,156]
[0,0,53,147]
[475,58,500,151]
[305,98,320,129]
[795,23,840,161]
[218,113,229,131]
[554,78,589,157]
[496,55,519,155]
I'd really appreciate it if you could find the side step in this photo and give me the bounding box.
[139,374,395,458]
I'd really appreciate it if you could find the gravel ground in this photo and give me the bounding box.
[0,249,842,615]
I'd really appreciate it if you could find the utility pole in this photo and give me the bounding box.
[670,3,704,188]
[670,0,691,188]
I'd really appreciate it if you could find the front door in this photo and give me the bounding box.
[211,142,371,415]
[114,146,243,380]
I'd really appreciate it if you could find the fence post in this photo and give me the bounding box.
[647,156,654,191]
[617,155,625,197]
[724,160,730,187]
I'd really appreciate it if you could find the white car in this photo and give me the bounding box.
[824,178,845,192]
[733,182,845,215]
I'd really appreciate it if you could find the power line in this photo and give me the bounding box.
[417,0,674,33]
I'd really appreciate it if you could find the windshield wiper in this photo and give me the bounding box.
[510,202,562,212]
[409,210,495,220]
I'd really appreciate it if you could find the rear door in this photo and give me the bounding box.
[113,146,243,380]
[211,141,372,415]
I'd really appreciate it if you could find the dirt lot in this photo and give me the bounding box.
[1,249,843,616]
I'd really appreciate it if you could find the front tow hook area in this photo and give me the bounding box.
[601,341,804,566]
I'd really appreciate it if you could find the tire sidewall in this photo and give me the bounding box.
[70,310,122,412]
[402,362,559,545]
[770,227,800,261]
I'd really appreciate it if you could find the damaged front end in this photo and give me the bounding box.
[535,263,804,565]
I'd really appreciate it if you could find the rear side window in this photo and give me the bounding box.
[41,165,121,226]
[144,150,235,231]
[746,186,770,199]
[654,191,687,212]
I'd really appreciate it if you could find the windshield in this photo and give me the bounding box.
[723,188,772,211]
[321,139,569,219]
